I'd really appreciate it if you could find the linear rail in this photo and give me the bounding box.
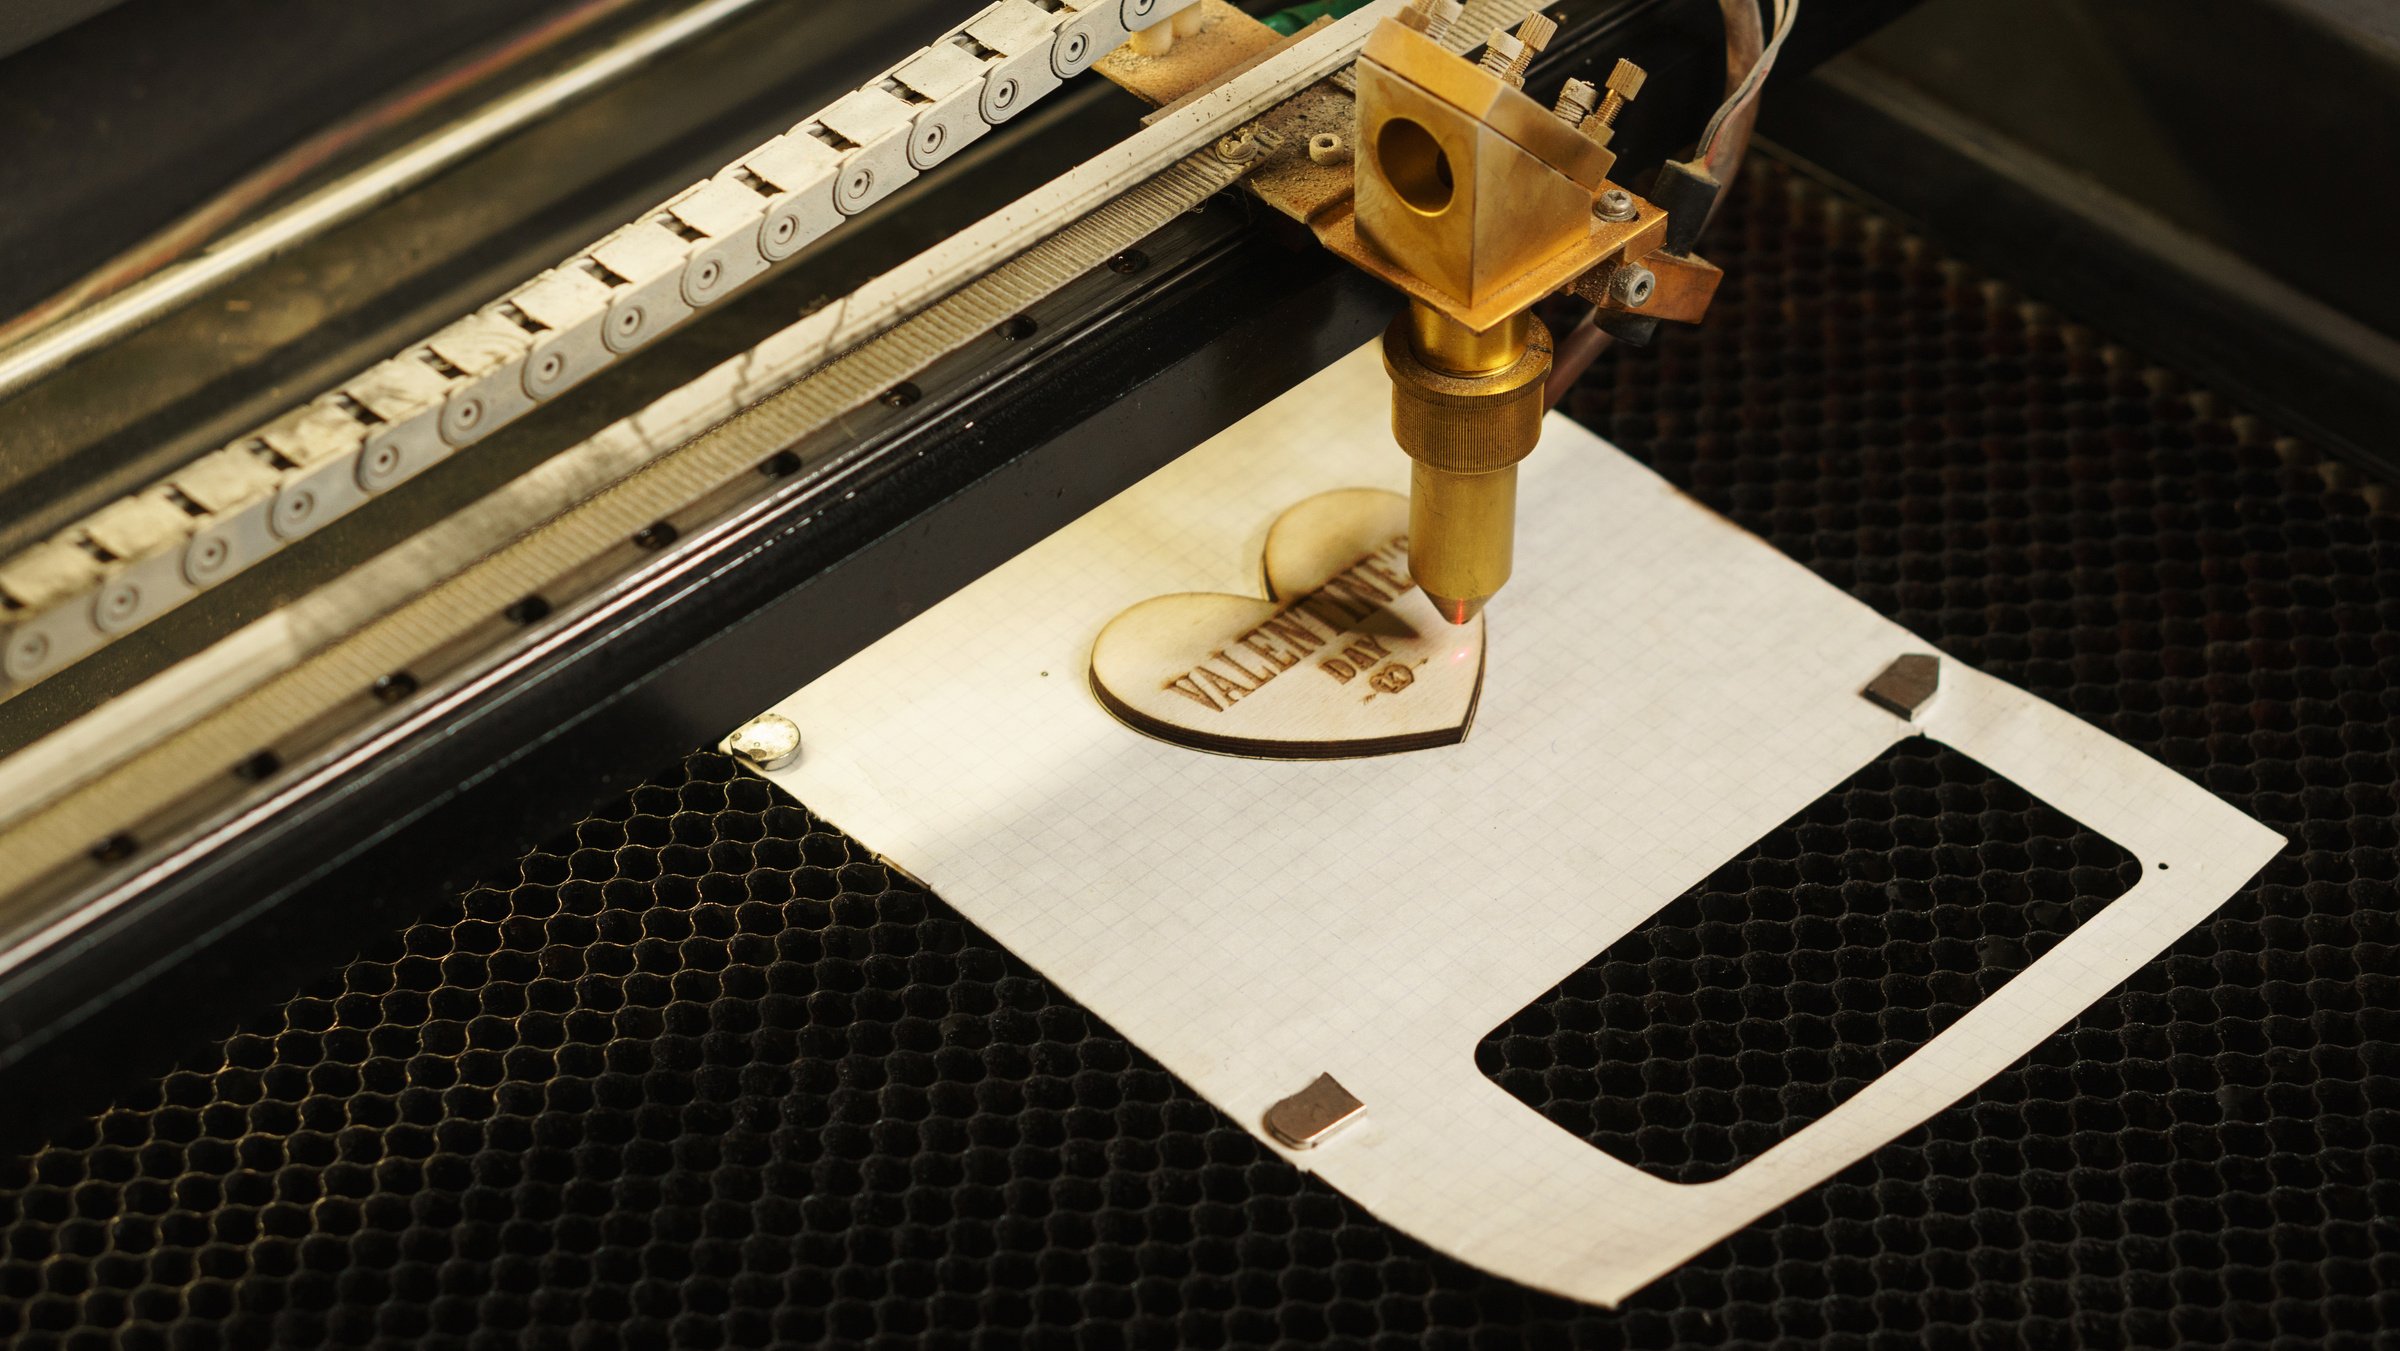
[0,0,1438,962]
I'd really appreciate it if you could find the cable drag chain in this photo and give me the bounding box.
[0,0,1203,700]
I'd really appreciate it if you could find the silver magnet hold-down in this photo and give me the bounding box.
[721,714,803,772]
[1263,1072,1366,1149]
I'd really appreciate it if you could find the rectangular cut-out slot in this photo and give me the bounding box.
[1477,736,2141,1185]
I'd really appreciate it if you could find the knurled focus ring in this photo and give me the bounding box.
[1381,314,1553,474]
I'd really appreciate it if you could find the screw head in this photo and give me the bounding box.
[1607,263,1656,308]
[234,749,282,783]
[1595,188,1637,222]
[88,832,138,865]
[7,629,51,677]
[723,714,802,771]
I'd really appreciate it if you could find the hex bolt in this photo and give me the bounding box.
[1607,263,1656,308]
[1594,188,1637,222]
[722,713,803,772]
[1308,132,1349,166]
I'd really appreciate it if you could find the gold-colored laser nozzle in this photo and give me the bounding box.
[1383,305,1551,627]
[1427,594,1487,625]
[1409,460,1514,625]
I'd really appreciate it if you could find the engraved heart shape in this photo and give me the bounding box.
[1090,489,1486,758]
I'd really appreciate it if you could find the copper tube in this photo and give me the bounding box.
[1542,312,1613,410]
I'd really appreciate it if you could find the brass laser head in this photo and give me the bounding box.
[1348,13,1615,625]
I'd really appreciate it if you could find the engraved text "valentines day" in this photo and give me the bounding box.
[1161,536,1421,712]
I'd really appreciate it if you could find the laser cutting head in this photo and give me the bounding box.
[1339,3,1691,624]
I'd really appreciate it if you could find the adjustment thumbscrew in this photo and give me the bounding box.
[1587,58,1646,131]
[1579,58,1648,149]
[1477,13,1556,87]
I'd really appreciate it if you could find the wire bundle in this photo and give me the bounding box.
[1700,0,1800,173]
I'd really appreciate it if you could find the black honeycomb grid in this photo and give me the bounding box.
[5,153,2399,1347]
[1478,737,2144,1187]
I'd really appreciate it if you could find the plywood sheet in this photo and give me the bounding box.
[752,342,2282,1306]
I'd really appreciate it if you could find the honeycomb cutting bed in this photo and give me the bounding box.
[1480,737,2146,1189]
[4,155,2397,1347]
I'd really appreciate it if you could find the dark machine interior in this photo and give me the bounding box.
[0,0,2393,1344]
